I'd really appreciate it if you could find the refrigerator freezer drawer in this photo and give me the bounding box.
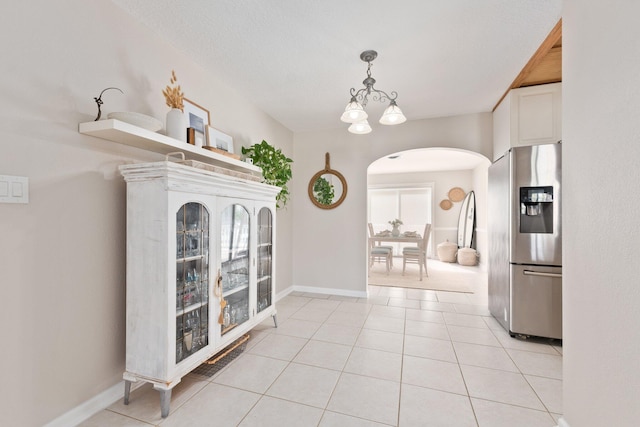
[510,264,562,339]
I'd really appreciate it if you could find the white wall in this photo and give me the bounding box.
[292,114,492,295]
[562,2,640,426]
[0,1,293,425]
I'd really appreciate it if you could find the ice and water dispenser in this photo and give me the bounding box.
[520,186,554,233]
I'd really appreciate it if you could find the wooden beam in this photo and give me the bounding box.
[493,18,562,111]
[519,46,562,87]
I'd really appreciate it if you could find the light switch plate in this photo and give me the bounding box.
[0,175,29,203]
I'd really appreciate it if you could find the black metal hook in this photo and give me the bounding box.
[94,87,124,121]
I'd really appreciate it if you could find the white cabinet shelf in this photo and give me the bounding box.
[223,283,249,298]
[79,119,261,175]
[176,301,207,317]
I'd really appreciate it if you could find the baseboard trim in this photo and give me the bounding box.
[275,286,294,302]
[292,285,368,299]
[556,416,570,427]
[43,381,132,427]
[43,286,319,426]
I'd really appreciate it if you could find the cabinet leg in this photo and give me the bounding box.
[272,313,278,328]
[159,389,172,418]
[124,380,132,405]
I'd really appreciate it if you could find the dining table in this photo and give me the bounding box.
[369,232,426,279]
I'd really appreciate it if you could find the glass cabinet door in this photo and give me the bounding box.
[257,207,273,313]
[219,204,250,335]
[176,203,210,363]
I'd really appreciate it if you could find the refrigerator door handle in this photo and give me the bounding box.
[523,270,562,278]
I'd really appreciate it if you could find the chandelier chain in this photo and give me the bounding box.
[348,55,397,107]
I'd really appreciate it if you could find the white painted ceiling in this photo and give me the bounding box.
[368,148,490,175]
[110,0,562,134]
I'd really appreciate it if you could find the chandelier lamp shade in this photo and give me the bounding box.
[340,50,407,134]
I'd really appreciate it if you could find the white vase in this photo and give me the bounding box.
[183,329,193,351]
[165,108,187,142]
[392,225,400,237]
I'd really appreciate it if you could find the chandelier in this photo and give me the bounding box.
[340,50,407,134]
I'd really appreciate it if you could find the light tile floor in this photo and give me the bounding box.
[80,262,562,427]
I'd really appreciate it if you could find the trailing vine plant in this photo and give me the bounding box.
[313,176,335,206]
[241,140,293,208]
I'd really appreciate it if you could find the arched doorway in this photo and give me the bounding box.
[366,147,491,286]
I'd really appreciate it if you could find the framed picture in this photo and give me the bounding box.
[187,127,205,148]
[183,98,210,144]
[206,126,234,153]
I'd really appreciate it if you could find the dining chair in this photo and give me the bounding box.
[368,223,394,267]
[402,223,431,280]
[368,223,392,275]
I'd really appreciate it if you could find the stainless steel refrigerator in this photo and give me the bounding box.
[488,143,562,340]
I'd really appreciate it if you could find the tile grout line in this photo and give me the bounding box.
[446,317,481,427]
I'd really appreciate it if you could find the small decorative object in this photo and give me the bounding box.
[202,146,241,160]
[457,247,478,266]
[307,153,348,210]
[107,111,162,131]
[187,127,204,147]
[218,297,227,325]
[206,126,233,153]
[162,70,184,111]
[440,199,453,210]
[448,187,466,202]
[389,219,403,237]
[166,108,187,141]
[183,98,210,145]
[183,329,193,351]
[163,70,187,141]
[93,87,123,121]
[223,305,231,328]
[241,140,293,209]
[437,240,458,262]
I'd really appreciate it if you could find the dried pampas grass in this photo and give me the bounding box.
[163,70,184,111]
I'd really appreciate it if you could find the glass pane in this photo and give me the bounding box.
[368,187,433,256]
[257,207,273,313]
[220,204,251,335]
[176,202,209,364]
[223,287,250,332]
[369,190,397,229]
[399,189,432,256]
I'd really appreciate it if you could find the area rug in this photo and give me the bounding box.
[368,259,480,293]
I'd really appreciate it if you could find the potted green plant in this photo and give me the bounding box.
[241,140,293,208]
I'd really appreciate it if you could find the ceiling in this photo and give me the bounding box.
[368,148,490,175]
[110,0,562,134]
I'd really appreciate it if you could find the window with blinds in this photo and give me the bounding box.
[368,185,434,256]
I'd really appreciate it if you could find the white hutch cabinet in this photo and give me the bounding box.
[119,160,279,418]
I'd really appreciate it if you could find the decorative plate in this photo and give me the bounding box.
[440,199,453,210]
[108,112,163,132]
[448,187,466,202]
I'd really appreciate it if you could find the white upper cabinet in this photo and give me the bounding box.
[493,83,562,161]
